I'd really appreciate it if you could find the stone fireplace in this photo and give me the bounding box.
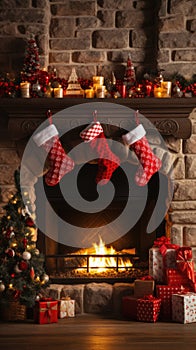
[0,97,195,314]
[0,98,195,276]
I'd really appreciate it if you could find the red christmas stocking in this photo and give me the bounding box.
[33,124,74,186]
[80,121,120,185]
[122,124,162,186]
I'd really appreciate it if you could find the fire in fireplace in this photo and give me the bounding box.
[45,235,148,284]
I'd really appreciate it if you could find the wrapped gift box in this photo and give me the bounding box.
[122,296,138,320]
[149,247,177,283]
[172,292,196,324]
[134,279,155,298]
[137,296,161,323]
[58,298,75,318]
[176,247,195,284]
[156,285,183,320]
[166,268,190,287]
[34,298,58,324]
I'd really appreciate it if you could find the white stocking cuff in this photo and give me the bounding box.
[33,124,58,147]
[122,124,146,146]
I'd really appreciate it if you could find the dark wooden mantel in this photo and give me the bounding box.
[0,97,195,140]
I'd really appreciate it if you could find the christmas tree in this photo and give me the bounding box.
[0,170,49,307]
[22,35,40,83]
[123,53,136,96]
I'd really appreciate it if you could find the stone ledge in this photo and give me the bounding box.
[46,282,134,315]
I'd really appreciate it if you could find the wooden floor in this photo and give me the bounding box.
[0,314,196,350]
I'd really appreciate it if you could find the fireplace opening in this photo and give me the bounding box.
[35,159,169,283]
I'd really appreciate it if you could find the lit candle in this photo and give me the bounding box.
[93,76,104,85]
[154,87,162,98]
[161,81,172,98]
[85,89,95,98]
[20,81,30,98]
[53,86,63,98]
[96,85,106,98]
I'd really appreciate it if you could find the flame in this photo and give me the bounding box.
[83,236,132,274]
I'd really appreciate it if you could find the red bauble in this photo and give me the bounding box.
[22,237,28,248]
[18,260,28,271]
[13,289,20,300]
[25,217,35,227]
[5,228,15,239]
[5,248,15,257]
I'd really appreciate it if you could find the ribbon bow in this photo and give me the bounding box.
[140,275,154,281]
[176,247,195,284]
[153,236,179,256]
[142,294,159,301]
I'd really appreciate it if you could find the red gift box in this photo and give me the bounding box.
[34,298,58,324]
[156,285,183,320]
[166,268,190,287]
[137,295,161,323]
[122,296,138,320]
[176,247,195,285]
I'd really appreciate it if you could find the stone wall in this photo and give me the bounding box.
[169,108,196,267]
[0,0,196,80]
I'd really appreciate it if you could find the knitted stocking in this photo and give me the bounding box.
[33,124,74,186]
[122,124,162,186]
[80,121,120,185]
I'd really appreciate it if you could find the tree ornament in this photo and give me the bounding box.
[5,248,15,257]
[14,264,22,273]
[22,251,31,260]
[30,267,35,280]
[0,281,5,292]
[22,237,28,248]
[25,217,35,227]
[33,117,75,186]
[41,274,49,283]
[80,121,120,185]
[18,260,28,271]
[5,228,15,239]
[34,248,40,255]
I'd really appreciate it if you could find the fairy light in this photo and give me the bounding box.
[9,283,13,289]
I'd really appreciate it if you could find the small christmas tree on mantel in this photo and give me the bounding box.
[21,35,40,83]
[0,170,49,315]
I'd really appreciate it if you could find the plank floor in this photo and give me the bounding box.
[0,314,196,350]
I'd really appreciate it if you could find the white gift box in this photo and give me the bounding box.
[172,292,196,324]
[58,299,75,318]
[149,247,177,283]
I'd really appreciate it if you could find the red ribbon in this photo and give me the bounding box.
[140,275,154,281]
[141,294,159,301]
[176,247,195,284]
[153,236,179,256]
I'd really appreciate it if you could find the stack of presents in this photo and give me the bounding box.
[34,296,75,324]
[122,236,196,324]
